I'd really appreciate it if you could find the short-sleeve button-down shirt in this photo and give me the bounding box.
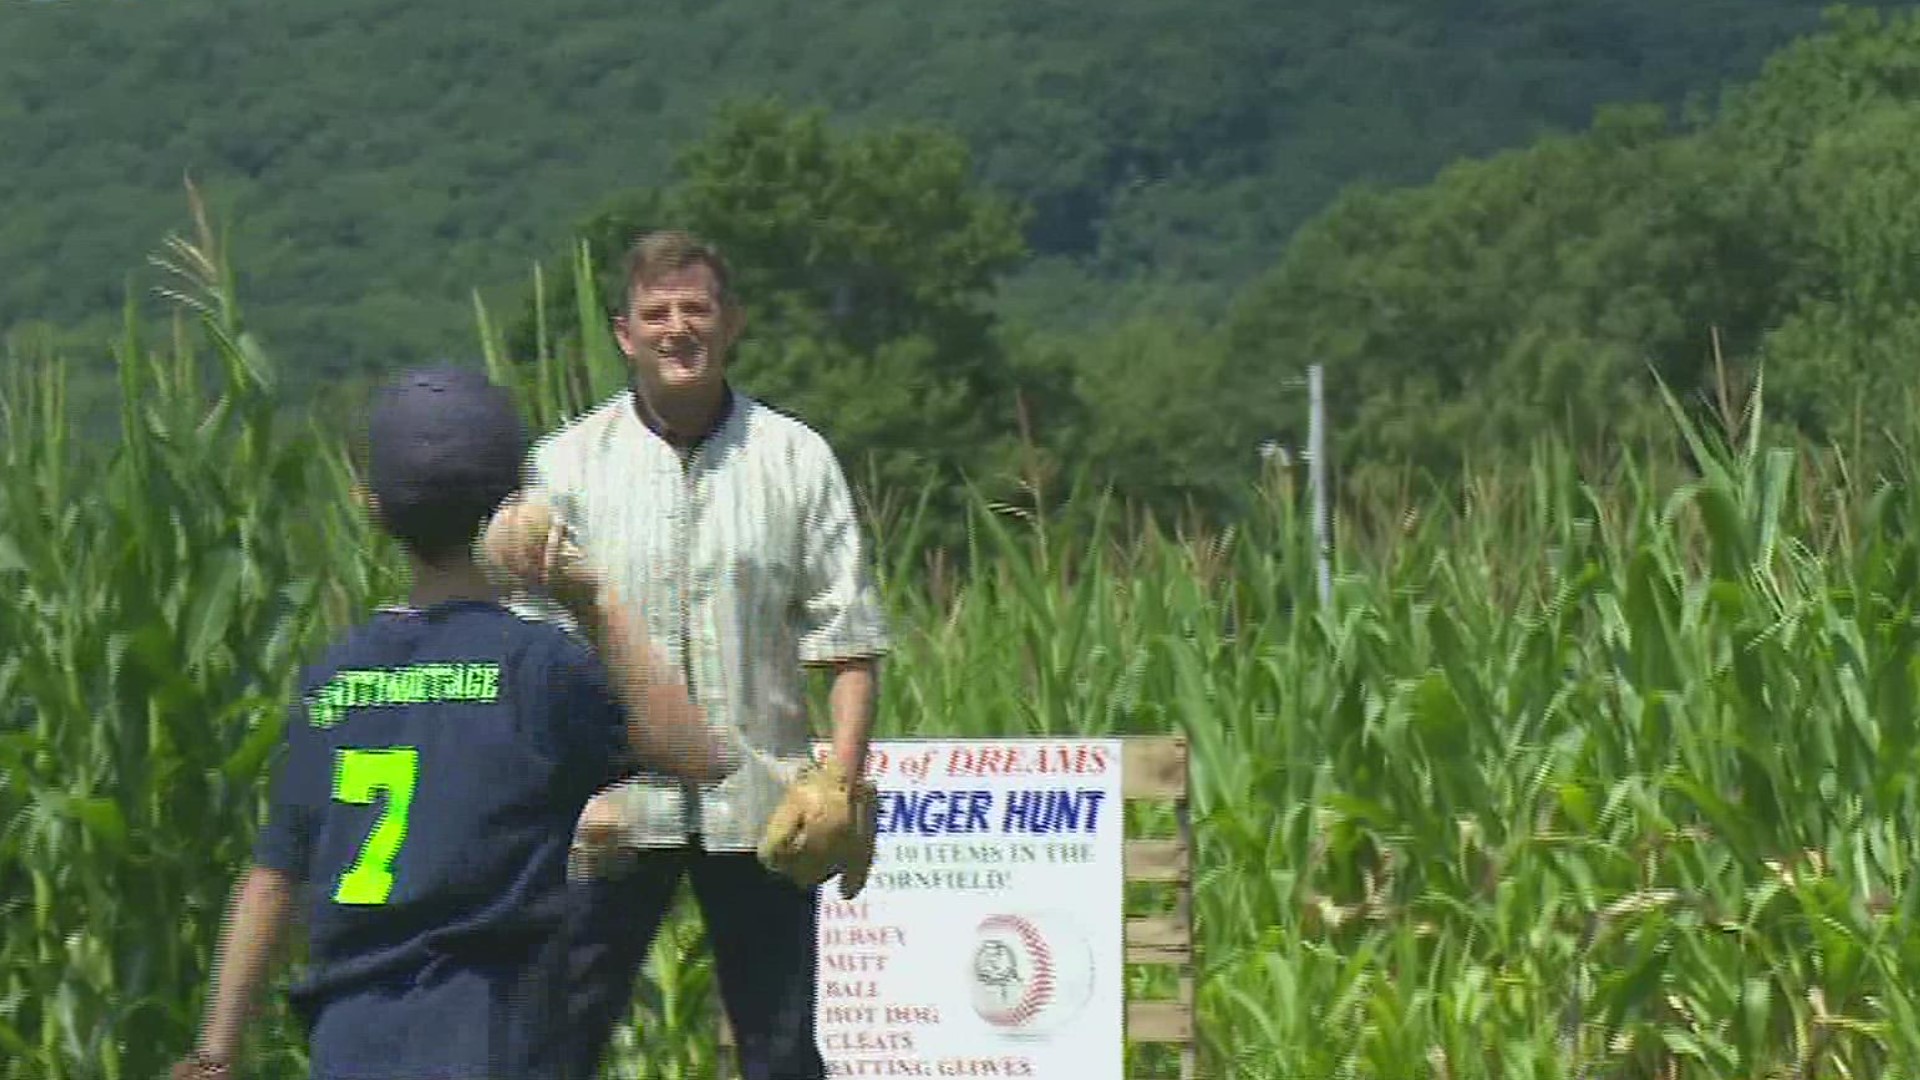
[519,387,891,852]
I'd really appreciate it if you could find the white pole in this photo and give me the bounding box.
[1308,364,1331,607]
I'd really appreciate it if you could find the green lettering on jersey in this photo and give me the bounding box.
[304,662,502,728]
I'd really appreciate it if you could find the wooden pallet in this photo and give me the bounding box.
[1120,734,1198,1079]
[716,734,1198,1078]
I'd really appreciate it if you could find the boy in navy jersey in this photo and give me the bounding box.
[171,368,735,1079]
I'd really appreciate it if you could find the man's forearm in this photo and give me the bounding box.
[827,658,880,776]
[196,866,296,1062]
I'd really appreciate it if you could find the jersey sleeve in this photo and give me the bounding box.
[251,697,320,880]
[540,635,633,789]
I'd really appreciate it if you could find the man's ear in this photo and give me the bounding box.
[611,312,637,360]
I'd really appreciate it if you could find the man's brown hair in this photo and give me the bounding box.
[621,230,735,312]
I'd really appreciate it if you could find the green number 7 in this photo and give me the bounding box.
[330,747,420,905]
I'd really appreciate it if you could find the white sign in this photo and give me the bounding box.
[810,737,1126,1079]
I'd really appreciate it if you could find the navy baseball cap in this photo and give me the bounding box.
[367,366,528,551]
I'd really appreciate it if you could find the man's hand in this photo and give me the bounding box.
[568,790,635,880]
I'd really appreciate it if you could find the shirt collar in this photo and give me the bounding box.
[630,382,737,449]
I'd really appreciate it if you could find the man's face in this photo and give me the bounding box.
[613,265,738,398]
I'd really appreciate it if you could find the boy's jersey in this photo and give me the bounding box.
[252,599,631,1079]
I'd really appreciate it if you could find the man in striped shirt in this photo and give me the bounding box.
[524,230,891,1078]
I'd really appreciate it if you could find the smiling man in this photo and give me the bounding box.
[521,230,891,1078]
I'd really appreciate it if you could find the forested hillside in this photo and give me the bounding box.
[9,0,1920,531]
[0,0,1884,368]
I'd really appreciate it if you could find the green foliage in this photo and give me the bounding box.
[0,0,1889,396]
[1717,12,1920,438]
[31,8,1920,1078]
[485,2,1920,539]
[1193,7,1920,497]
[1222,103,1766,485]
[12,214,1920,1077]
[0,191,398,1080]
[1012,316,1260,522]
[21,1,1920,524]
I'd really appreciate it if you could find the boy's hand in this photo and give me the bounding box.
[482,493,597,610]
[170,1053,232,1080]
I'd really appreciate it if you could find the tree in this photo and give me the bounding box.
[1715,9,1920,441]
[1218,100,1793,489]
[508,100,1053,550]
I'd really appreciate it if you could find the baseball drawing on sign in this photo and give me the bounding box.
[967,912,1095,1038]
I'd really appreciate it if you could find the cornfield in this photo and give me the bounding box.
[3,197,1919,1080]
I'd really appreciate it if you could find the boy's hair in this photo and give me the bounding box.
[379,486,516,565]
[366,367,529,564]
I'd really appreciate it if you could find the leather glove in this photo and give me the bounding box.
[757,760,879,899]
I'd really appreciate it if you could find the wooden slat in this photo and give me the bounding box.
[1178,972,1198,1080]
[1124,836,1189,882]
[1125,914,1191,964]
[1127,999,1193,1042]
[1122,735,1188,800]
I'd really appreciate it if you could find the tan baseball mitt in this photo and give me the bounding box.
[757,760,879,899]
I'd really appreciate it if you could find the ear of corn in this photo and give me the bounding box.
[2,207,1918,1079]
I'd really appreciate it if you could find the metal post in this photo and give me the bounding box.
[1307,364,1331,608]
